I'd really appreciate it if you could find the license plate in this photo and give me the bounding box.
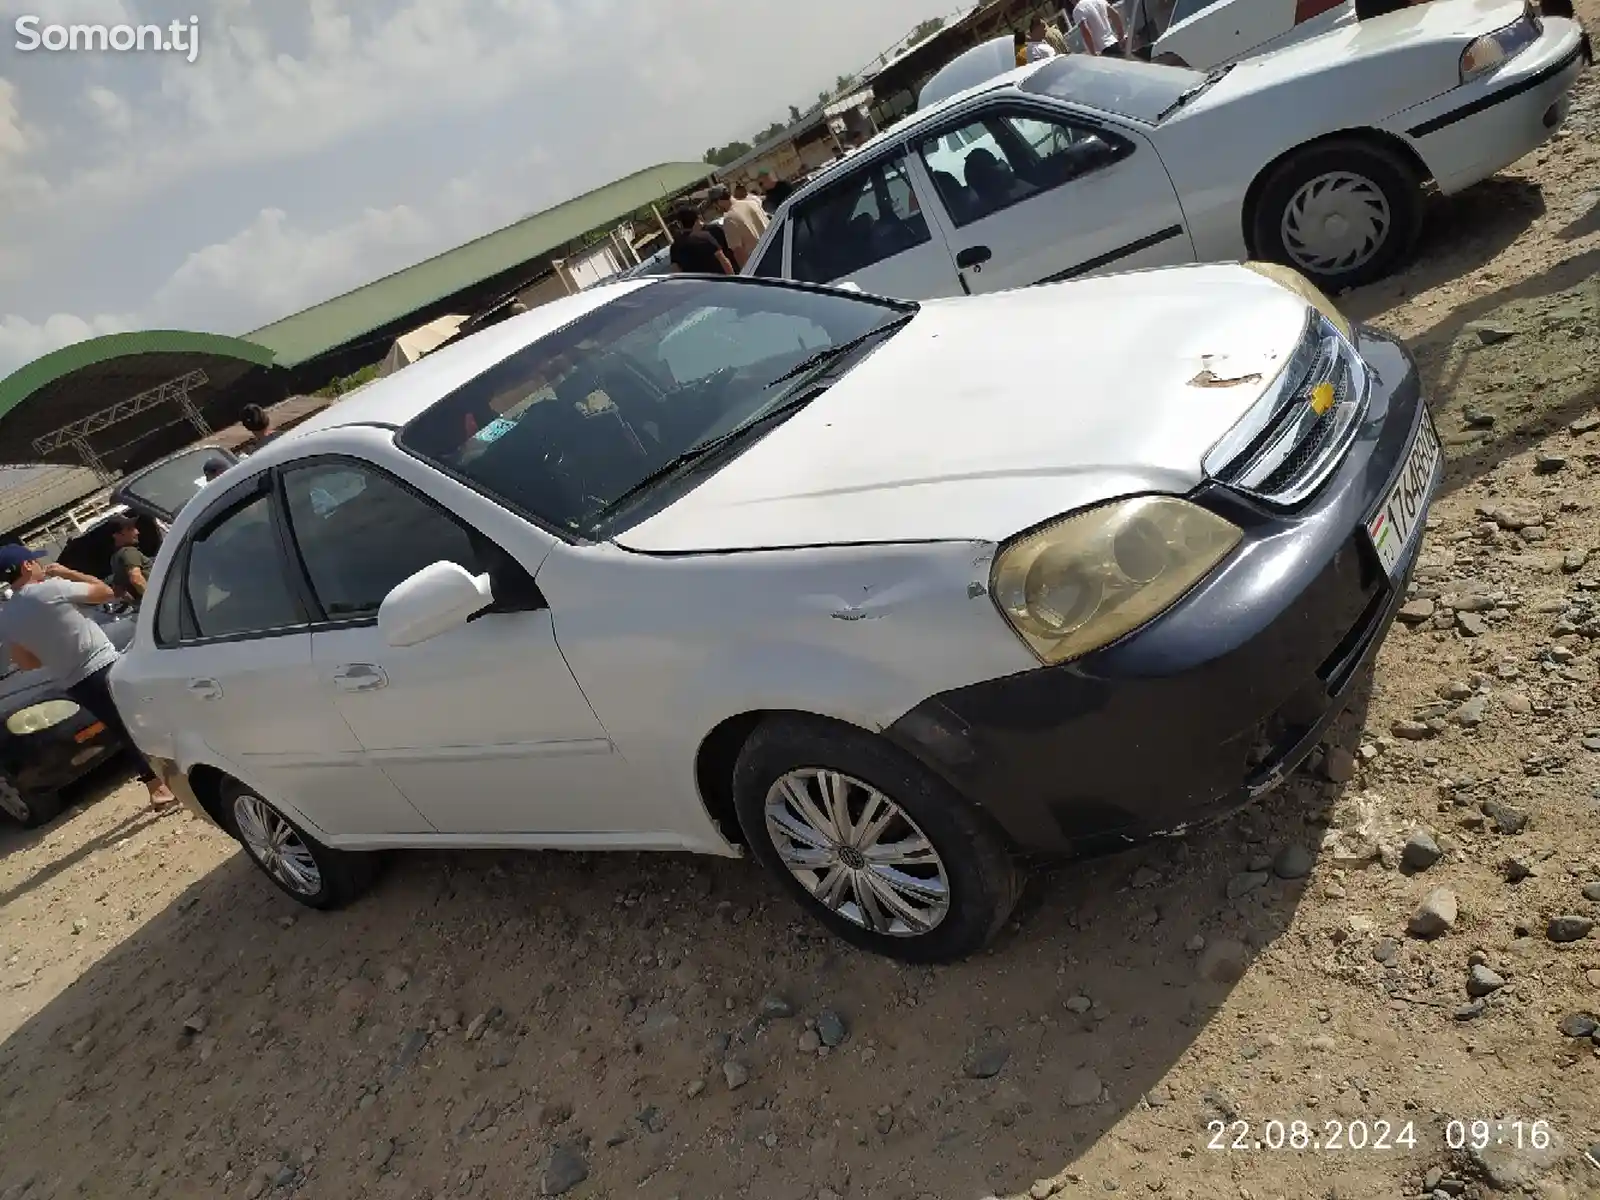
[1366,418,1441,578]
[74,721,106,743]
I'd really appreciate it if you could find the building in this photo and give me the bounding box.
[714,89,881,190]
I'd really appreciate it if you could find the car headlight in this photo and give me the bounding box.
[6,700,81,736]
[1243,261,1353,340]
[1461,13,1542,83]
[990,497,1242,666]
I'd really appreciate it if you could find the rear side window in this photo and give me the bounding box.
[789,156,931,284]
[281,461,485,620]
[749,228,786,278]
[184,493,304,639]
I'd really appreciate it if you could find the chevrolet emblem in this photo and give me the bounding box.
[1309,381,1336,416]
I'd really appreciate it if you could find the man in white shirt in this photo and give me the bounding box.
[1066,0,1126,56]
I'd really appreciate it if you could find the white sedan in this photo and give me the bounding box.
[744,0,1584,293]
[111,268,1439,962]
[1153,0,1355,70]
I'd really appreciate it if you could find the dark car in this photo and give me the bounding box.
[0,444,234,826]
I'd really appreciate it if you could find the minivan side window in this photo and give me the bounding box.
[916,110,1125,228]
[183,493,305,639]
[749,228,786,278]
[281,461,485,620]
[789,156,931,284]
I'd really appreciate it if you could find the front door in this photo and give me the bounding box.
[134,481,429,837]
[277,456,635,836]
[911,104,1195,295]
[785,153,965,299]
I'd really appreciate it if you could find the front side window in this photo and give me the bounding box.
[183,493,304,639]
[917,109,1126,227]
[281,462,485,620]
[398,278,914,540]
[789,156,931,284]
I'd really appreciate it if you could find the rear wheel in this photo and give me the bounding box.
[1251,138,1424,290]
[0,778,61,829]
[223,781,377,909]
[731,715,1023,963]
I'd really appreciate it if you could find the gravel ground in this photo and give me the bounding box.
[3,49,1600,1200]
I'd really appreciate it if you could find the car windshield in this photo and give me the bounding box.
[398,277,915,540]
[1019,55,1207,124]
[118,446,225,518]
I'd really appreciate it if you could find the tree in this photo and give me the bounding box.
[752,120,787,144]
[910,16,945,43]
[703,140,752,167]
[835,73,854,94]
[788,104,802,123]
[818,91,830,106]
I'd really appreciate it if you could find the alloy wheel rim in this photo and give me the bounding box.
[1281,170,1391,275]
[763,768,951,937]
[233,794,322,897]
[0,781,29,823]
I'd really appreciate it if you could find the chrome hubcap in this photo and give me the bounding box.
[764,768,951,937]
[0,781,29,822]
[1281,170,1391,275]
[233,794,322,896]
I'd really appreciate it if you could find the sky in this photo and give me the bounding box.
[0,0,954,378]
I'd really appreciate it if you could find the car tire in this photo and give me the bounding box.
[731,715,1023,963]
[0,777,61,829]
[1251,137,1424,291]
[221,779,377,910]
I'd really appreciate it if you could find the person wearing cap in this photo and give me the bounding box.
[108,516,152,606]
[0,545,177,812]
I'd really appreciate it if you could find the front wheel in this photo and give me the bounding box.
[223,781,377,909]
[731,716,1023,963]
[1250,138,1424,291]
[0,778,61,828]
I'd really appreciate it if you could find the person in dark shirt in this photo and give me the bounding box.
[239,403,280,454]
[668,204,733,275]
[699,199,736,264]
[107,515,152,605]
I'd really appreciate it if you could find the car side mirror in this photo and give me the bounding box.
[378,561,494,648]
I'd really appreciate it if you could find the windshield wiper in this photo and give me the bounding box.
[1155,62,1235,122]
[592,389,826,523]
[764,313,916,389]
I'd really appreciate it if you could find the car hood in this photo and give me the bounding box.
[1184,0,1527,114]
[614,264,1311,554]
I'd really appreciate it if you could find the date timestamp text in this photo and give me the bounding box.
[1207,1119,1417,1152]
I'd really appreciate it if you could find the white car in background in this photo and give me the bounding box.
[109,269,1439,962]
[744,0,1584,293]
[1153,0,1355,69]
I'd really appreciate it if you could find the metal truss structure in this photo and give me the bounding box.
[31,369,212,481]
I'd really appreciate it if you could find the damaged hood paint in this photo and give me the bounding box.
[616,264,1310,554]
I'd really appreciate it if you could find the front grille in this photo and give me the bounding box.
[1203,313,1370,508]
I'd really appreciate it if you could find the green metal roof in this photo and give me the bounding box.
[244,161,715,367]
[0,329,276,422]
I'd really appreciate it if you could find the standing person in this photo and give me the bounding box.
[238,403,279,454]
[1014,29,1029,65]
[0,546,178,812]
[667,204,733,275]
[699,198,736,265]
[1025,16,1060,59]
[732,180,769,231]
[1042,13,1073,54]
[1067,0,1127,55]
[712,185,764,270]
[107,516,152,606]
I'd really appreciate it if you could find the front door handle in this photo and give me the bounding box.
[333,664,388,693]
[186,678,222,700]
[956,245,992,271]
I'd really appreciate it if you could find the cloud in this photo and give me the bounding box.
[0,312,133,376]
[84,86,132,132]
[0,79,31,161]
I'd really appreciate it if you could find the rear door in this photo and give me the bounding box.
[784,154,965,299]
[130,475,431,838]
[910,101,1195,295]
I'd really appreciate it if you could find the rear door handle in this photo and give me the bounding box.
[333,664,388,693]
[186,678,222,700]
[956,245,992,271]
